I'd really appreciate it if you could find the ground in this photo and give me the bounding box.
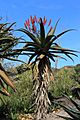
[18,109,70,120]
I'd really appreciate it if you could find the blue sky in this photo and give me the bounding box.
[1,0,80,68]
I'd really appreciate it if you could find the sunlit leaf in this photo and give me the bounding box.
[47,18,60,36]
[0,63,16,91]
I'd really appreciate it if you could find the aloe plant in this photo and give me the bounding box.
[0,21,20,97]
[16,16,78,120]
[56,94,80,120]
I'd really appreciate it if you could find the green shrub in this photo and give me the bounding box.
[49,68,78,97]
[0,70,33,120]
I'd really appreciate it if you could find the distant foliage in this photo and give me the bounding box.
[49,67,78,97]
[72,64,80,84]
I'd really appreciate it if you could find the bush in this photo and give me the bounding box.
[49,68,78,97]
[0,70,33,120]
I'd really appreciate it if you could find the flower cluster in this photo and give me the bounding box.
[24,16,52,35]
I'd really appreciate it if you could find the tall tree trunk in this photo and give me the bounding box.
[32,57,53,120]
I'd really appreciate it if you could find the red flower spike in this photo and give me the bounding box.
[27,19,30,27]
[30,16,32,22]
[43,16,47,25]
[24,16,53,35]
[25,20,28,26]
[32,24,36,32]
[33,25,36,32]
[24,19,30,29]
[34,16,37,22]
[31,18,35,26]
[48,19,52,26]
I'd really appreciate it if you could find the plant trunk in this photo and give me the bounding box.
[32,57,53,120]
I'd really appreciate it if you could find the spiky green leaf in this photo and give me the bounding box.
[18,28,40,44]
[47,18,60,36]
[39,18,45,43]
